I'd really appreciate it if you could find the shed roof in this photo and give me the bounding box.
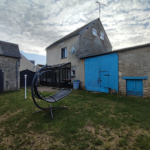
[79,43,150,59]
[0,41,21,58]
[46,18,99,50]
[44,62,71,70]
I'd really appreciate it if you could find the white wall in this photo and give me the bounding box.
[19,54,36,72]
[47,36,85,88]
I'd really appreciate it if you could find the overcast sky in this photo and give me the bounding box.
[0,0,150,56]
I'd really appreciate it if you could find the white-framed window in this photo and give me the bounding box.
[92,28,97,36]
[61,47,67,58]
[100,31,104,40]
[71,70,75,77]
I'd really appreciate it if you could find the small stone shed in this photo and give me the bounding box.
[118,43,150,98]
[0,41,21,91]
[81,43,150,97]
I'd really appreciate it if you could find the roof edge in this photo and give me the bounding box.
[79,18,99,34]
[0,40,18,46]
[114,43,150,52]
[46,18,100,50]
[0,54,21,59]
[46,35,79,50]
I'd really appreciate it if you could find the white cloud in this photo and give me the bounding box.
[0,0,150,55]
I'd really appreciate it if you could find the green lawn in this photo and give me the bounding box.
[0,89,150,150]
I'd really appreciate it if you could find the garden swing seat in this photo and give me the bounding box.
[31,64,72,118]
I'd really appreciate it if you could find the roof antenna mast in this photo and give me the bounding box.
[95,1,107,20]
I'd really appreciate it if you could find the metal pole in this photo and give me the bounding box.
[99,3,100,20]
[24,74,27,99]
[96,1,107,20]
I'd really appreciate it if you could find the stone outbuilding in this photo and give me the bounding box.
[117,43,150,97]
[81,43,150,98]
[0,41,21,92]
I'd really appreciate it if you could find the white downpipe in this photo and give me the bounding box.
[24,74,27,99]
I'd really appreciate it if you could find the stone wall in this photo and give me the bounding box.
[118,46,150,97]
[79,19,112,58]
[0,55,20,91]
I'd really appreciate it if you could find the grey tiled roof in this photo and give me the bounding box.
[46,18,99,49]
[0,41,21,58]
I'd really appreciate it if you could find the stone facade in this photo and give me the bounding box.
[0,55,20,91]
[118,45,150,97]
[78,19,112,58]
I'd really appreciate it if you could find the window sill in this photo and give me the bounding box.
[61,57,67,59]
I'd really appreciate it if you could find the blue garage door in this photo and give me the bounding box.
[85,53,118,93]
[126,79,143,97]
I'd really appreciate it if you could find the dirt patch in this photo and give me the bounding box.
[0,132,63,150]
[37,86,59,93]
[83,122,150,150]
[85,121,95,134]
[27,121,35,128]
[0,109,22,122]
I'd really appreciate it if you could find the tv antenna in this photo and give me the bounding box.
[95,1,107,20]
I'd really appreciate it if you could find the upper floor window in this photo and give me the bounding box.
[61,47,67,58]
[92,28,97,36]
[100,31,104,40]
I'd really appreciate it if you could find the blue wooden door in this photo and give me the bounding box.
[135,80,143,97]
[85,57,100,91]
[126,80,135,96]
[99,71,109,93]
[100,72,109,88]
[85,53,118,93]
[126,79,143,97]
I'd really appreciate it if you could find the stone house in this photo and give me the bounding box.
[45,17,150,97]
[45,18,112,88]
[0,41,21,91]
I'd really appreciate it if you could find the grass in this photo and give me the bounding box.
[0,88,150,149]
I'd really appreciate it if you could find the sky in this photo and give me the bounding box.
[20,51,46,65]
[0,0,150,64]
